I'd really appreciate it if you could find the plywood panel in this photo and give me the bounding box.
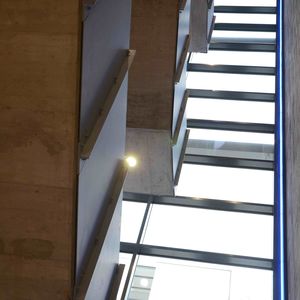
[127,0,179,130]
[284,1,300,299]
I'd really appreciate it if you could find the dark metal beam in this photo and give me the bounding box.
[184,154,274,170]
[120,243,274,270]
[188,89,275,102]
[209,42,276,52]
[187,63,275,75]
[214,23,276,32]
[123,192,274,215]
[215,6,276,14]
[187,119,275,133]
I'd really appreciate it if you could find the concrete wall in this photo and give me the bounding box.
[77,0,131,298]
[284,1,300,299]
[0,1,81,299]
[127,0,178,130]
[125,128,174,195]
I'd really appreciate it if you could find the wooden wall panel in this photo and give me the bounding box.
[0,1,81,299]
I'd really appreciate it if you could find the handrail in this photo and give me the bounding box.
[80,50,136,160]
[172,90,189,145]
[108,264,126,300]
[179,0,188,11]
[74,160,128,300]
[174,129,190,185]
[174,35,190,83]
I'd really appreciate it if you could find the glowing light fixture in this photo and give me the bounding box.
[125,156,137,168]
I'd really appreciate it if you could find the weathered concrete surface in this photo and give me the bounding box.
[0,1,81,298]
[284,0,300,299]
[125,128,174,195]
[127,0,178,130]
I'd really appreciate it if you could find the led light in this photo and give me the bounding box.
[125,156,137,168]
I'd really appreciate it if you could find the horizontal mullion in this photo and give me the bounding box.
[187,63,275,75]
[187,119,275,133]
[215,6,276,14]
[188,89,275,102]
[209,42,276,52]
[184,154,274,170]
[214,23,276,32]
[120,243,274,270]
[123,192,274,215]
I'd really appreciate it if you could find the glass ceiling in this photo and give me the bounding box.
[120,1,277,299]
[214,0,276,6]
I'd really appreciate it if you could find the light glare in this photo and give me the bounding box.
[126,156,137,168]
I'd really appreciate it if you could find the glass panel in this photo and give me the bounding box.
[215,13,276,25]
[121,201,146,243]
[186,98,275,123]
[189,128,274,144]
[211,36,276,44]
[176,164,274,204]
[214,0,276,6]
[187,72,275,93]
[143,205,273,258]
[128,256,273,300]
[212,30,276,40]
[186,139,274,161]
[190,51,276,67]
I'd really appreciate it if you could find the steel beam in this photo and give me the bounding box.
[209,42,276,52]
[187,119,275,133]
[120,243,274,270]
[188,89,275,102]
[214,23,276,32]
[215,6,276,14]
[184,154,274,170]
[188,63,275,75]
[123,192,274,215]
